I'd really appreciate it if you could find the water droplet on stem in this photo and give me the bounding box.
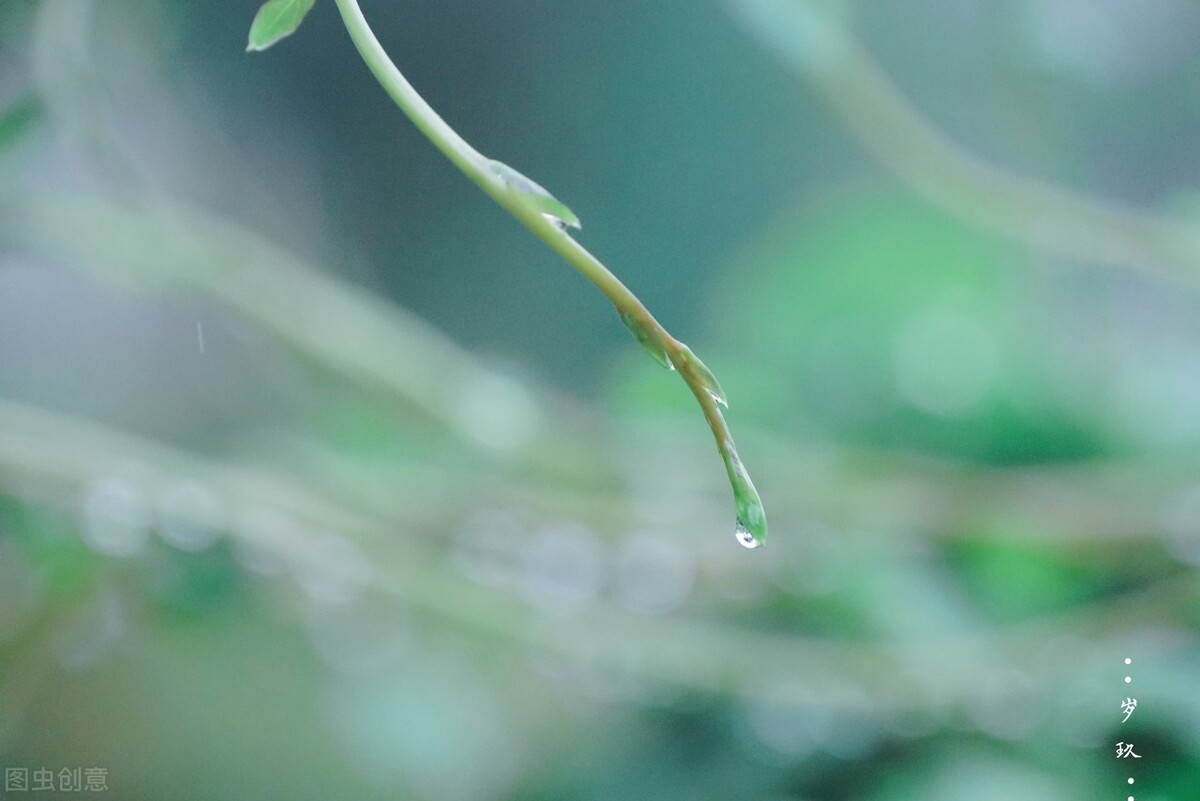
[735,518,762,549]
[488,159,580,229]
[724,444,767,548]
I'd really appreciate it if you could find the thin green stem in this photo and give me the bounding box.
[331,0,482,179]
[331,0,642,311]
[332,0,766,544]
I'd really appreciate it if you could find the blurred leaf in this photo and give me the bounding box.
[246,0,316,52]
[0,94,42,156]
[0,495,98,597]
[138,543,242,617]
[942,537,1106,623]
[715,192,1114,463]
[670,344,728,408]
[620,311,673,370]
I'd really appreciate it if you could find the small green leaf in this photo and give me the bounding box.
[670,344,729,408]
[619,311,673,370]
[488,159,581,229]
[0,95,43,156]
[247,0,316,52]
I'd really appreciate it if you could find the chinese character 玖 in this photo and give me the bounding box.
[30,768,53,791]
[83,767,108,792]
[5,767,29,792]
[59,767,82,792]
[1116,742,1142,759]
[1120,697,1137,723]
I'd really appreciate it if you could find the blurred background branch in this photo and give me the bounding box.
[728,0,1200,290]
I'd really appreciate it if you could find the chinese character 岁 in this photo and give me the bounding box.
[1120,697,1137,723]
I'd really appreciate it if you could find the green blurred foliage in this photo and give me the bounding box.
[615,192,1116,463]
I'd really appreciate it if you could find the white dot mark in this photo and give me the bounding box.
[1127,778,1135,784]
[1125,657,1132,665]
[1125,676,1132,683]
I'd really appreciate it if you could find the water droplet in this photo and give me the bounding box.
[735,518,762,549]
[619,310,673,370]
[488,158,580,229]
